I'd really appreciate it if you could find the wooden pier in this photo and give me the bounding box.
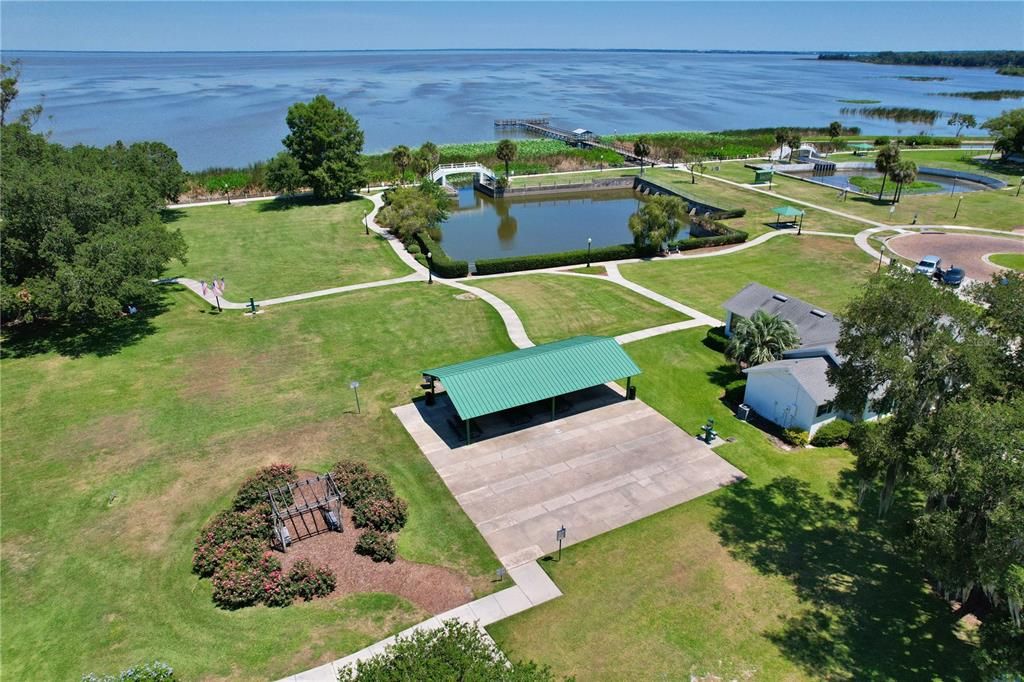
[494,118,646,163]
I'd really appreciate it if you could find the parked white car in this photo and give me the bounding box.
[914,255,942,277]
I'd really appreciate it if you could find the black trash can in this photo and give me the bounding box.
[627,385,637,400]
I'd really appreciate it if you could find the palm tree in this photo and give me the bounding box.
[391,145,411,181]
[828,121,843,155]
[419,141,440,168]
[874,142,901,202]
[890,159,918,203]
[774,129,789,161]
[495,139,517,178]
[786,132,802,162]
[633,136,651,175]
[725,310,800,367]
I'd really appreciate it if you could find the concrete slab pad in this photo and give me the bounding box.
[394,395,745,568]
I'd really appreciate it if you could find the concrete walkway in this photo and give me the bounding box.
[605,263,722,326]
[279,561,561,682]
[439,280,535,349]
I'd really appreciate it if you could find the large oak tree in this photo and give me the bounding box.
[282,94,366,200]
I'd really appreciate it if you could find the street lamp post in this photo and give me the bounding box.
[586,237,592,268]
[1017,176,1024,197]
[950,176,958,196]
[954,196,963,220]
[350,380,361,414]
[427,251,433,284]
[364,208,369,235]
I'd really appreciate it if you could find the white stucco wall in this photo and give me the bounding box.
[743,369,838,435]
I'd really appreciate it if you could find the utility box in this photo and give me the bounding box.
[754,169,774,185]
[737,404,751,421]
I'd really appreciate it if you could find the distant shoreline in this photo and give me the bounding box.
[0,48,839,56]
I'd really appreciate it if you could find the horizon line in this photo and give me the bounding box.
[3,47,1021,55]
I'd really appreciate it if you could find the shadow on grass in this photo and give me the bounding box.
[710,474,977,680]
[256,194,366,213]
[1,291,172,360]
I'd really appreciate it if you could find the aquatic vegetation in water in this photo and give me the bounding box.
[840,106,941,125]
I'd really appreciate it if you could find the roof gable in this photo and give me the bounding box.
[724,282,841,349]
[745,356,838,404]
[423,336,641,420]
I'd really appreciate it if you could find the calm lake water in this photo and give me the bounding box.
[789,169,991,194]
[440,188,662,262]
[4,50,1018,169]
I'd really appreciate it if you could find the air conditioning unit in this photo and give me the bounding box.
[736,404,751,421]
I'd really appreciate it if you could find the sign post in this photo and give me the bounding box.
[556,525,566,562]
[350,380,361,415]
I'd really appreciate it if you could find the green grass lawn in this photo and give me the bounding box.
[470,274,687,343]
[699,160,765,183]
[989,252,1024,270]
[849,175,941,195]
[162,197,409,300]
[620,234,876,318]
[644,168,870,236]
[565,265,607,276]
[764,173,1024,231]
[508,168,639,188]
[0,283,511,680]
[488,329,978,681]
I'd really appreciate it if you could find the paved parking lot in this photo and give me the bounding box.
[394,391,745,567]
[888,231,1024,280]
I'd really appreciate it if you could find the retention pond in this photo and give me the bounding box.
[440,187,677,262]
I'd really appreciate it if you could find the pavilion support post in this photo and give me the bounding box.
[466,419,471,445]
[626,376,632,399]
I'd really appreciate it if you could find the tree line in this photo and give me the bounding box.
[819,50,1024,68]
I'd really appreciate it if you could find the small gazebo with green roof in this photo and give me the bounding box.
[772,205,806,232]
[850,142,874,156]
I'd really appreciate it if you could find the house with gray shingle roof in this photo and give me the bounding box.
[723,283,881,435]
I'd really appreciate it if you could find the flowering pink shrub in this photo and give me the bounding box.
[211,551,283,610]
[331,460,395,508]
[352,496,408,533]
[192,503,272,576]
[233,463,296,510]
[287,559,337,601]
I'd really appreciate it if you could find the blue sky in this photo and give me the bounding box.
[2,1,1022,52]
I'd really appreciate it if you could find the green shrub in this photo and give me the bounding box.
[82,661,175,682]
[406,243,421,255]
[233,464,296,511]
[704,326,729,352]
[353,496,409,532]
[781,428,810,447]
[474,243,648,275]
[415,232,469,278]
[671,229,748,252]
[811,419,853,447]
[193,534,268,578]
[355,530,397,563]
[286,559,337,601]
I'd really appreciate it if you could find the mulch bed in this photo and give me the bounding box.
[275,473,475,614]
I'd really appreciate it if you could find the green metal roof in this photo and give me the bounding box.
[772,205,805,217]
[850,142,874,150]
[423,336,641,420]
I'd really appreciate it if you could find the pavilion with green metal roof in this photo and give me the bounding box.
[422,336,641,443]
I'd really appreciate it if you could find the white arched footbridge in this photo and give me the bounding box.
[430,162,497,187]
